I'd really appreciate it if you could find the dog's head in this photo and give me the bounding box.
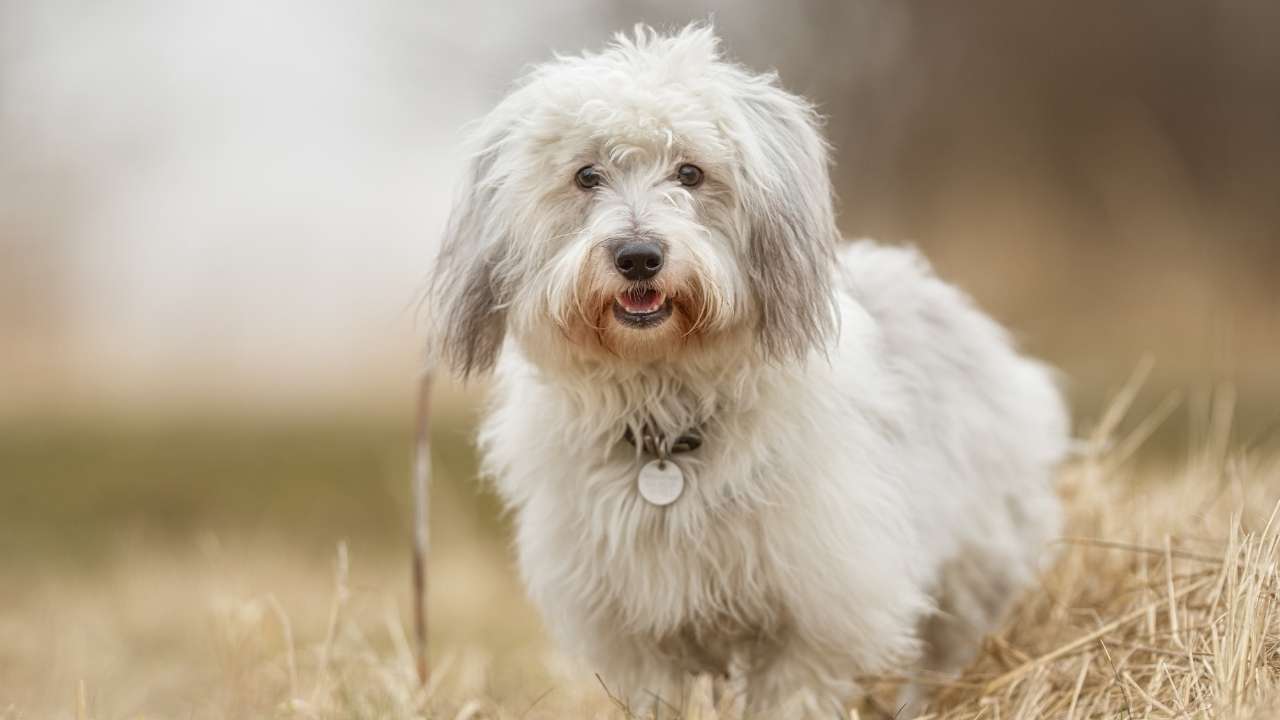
[427,24,838,376]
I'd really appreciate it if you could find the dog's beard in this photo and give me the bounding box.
[587,282,709,361]
[561,261,717,363]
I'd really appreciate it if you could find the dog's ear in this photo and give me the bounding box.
[732,78,840,361]
[425,112,516,377]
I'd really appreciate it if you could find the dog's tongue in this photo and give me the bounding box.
[617,289,665,314]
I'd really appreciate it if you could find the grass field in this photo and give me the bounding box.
[3,4,1278,717]
[3,372,1280,719]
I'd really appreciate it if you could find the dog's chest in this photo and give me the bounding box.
[483,372,791,660]
[578,458,784,651]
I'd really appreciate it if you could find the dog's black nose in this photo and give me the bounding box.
[614,242,663,281]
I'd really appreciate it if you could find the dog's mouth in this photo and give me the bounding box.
[612,288,672,328]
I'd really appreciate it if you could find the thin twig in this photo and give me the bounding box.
[1064,652,1092,720]
[265,593,299,699]
[1099,639,1132,720]
[412,370,434,686]
[1056,536,1222,564]
[595,673,635,719]
[313,541,350,703]
[519,687,555,719]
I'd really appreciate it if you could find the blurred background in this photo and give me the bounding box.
[1,1,1277,717]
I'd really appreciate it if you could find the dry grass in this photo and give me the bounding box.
[921,376,1280,720]
[5,375,1280,719]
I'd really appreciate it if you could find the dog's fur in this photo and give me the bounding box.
[426,24,1069,718]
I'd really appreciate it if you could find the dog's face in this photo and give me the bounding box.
[428,25,839,375]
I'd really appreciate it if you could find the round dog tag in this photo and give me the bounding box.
[638,459,684,506]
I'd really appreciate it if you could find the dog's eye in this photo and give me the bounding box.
[676,163,704,187]
[575,165,603,190]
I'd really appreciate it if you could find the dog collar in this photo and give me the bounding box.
[622,424,702,457]
[622,422,701,507]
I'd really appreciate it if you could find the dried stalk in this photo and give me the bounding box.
[412,370,434,686]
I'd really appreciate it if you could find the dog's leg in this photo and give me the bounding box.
[897,542,1023,717]
[708,650,749,719]
[742,639,850,720]
[580,631,686,719]
[621,668,688,720]
[896,601,983,718]
[900,483,1060,717]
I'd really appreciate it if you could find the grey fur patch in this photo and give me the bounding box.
[735,80,839,361]
[426,140,512,377]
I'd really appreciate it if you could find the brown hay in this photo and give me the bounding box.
[86,380,1277,720]
[921,449,1280,720]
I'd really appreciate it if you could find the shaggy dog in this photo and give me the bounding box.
[426,24,1069,719]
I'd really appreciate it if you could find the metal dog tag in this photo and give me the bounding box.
[638,459,684,506]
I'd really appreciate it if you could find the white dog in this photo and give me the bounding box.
[426,24,1069,719]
